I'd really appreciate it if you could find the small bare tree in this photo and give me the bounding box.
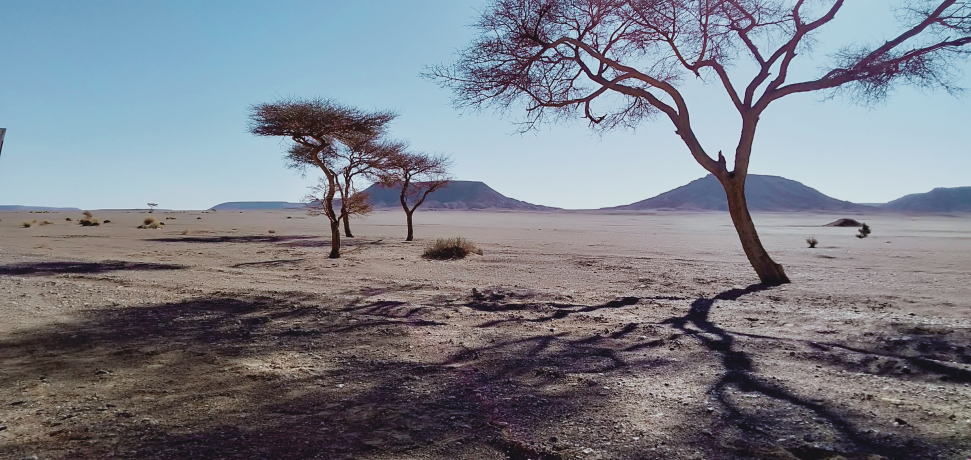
[379,152,452,241]
[147,203,158,213]
[432,0,971,285]
[249,98,395,258]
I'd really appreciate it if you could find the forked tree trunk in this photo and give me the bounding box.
[405,211,414,241]
[720,175,790,285]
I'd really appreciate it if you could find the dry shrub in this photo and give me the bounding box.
[268,230,276,234]
[423,237,483,260]
[143,217,156,226]
[103,220,111,224]
[806,237,818,248]
[39,220,53,226]
[22,221,33,228]
[65,217,72,221]
[79,211,100,226]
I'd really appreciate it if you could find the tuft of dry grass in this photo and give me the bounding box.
[422,237,483,260]
[806,237,818,248]
[22,221,33,228]
[143,217,156,226]
[39,220,53,226]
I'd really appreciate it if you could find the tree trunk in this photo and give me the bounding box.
[328,217,341,259]
[341,212,353,238]
[720,176,789,285]
[405,211,414,241]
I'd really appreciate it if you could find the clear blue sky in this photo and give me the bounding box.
[1,0,969,210]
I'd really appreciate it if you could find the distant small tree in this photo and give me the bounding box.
[857,223,871,239]
[379,152,452,241]
[147,203,158,213]
[249,98,395,258]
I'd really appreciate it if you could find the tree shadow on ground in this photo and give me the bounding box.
[0,261,185,276]
[148,235,317,244]
[0,288,968,459]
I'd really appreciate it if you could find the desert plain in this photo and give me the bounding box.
[0,209,969,459]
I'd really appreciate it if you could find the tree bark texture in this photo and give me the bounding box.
[405,211,414,242]
[720,175,790,285]
[341,209,353,238]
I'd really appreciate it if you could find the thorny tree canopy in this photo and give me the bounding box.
[432,0,971,175]
[380,152,452,210]
[249,98,396,170]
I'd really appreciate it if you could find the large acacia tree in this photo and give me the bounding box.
[249,98,395,258]
[379,152,452,241]
[432,0,971,285]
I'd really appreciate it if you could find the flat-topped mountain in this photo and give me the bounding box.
[362,180,557,211]
[211,201,305,211]
[607,174,870,212]
[881,186,971,212]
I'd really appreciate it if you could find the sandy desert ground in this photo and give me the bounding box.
[0,209,969,460]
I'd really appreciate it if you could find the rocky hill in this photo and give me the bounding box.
[881,187,971,212]
[607,174,870,212]
[362,181,557,211]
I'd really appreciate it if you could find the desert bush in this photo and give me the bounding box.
[103,220,111,223]
[423,237,483,260]
[857,223,871,239]
[143,217,156,226]
[65,217,72,221]
[268,230,276,234]
[22,221,33,228]
[39,220,53,226]
[78,211,100,226]
[806,237,818,248]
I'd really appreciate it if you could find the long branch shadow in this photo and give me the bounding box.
[148,235,317,244]
[660,285,969,459]
[0,260,185,276]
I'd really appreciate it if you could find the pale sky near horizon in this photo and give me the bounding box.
[1,0,969,210]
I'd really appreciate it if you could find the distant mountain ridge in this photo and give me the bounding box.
[211,201,305,211]
[198,179,970,213]
[880,186,971,212]
[0,205,80,211]
[607,174,871,212]
[362,180,557,211]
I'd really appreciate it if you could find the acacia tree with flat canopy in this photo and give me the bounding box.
[432,0,971,286]
[249,98,395,258]
[379,151,452,241]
